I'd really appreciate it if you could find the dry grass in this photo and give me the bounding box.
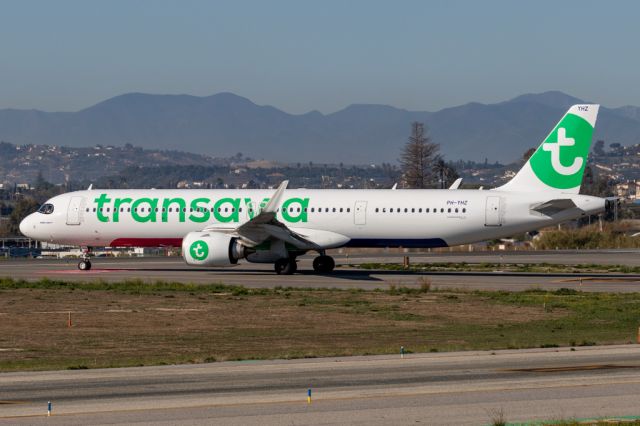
[0,280,638,371]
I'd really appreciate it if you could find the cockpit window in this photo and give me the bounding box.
[38,203,54,214]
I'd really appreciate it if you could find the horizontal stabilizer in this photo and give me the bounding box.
[531,198,577,216]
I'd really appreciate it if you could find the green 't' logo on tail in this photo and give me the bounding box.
[528,112,594,190]
[189,240,208,261]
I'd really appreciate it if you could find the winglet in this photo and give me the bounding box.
[449,178,462,190]
[87,184,93,190]
[263,180,289,213]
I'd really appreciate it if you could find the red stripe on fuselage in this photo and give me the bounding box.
[108,238,183,247]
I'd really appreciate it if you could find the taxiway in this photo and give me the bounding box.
[2,345,640,425]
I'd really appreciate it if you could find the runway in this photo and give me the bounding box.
[2,345,640,425]
[339,248,640,267]
[1,250,640,292]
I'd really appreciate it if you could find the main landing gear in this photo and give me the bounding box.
[78,247,93,271]
[312,255,335,274]
[274,257,297,275]
[273,253,336,275]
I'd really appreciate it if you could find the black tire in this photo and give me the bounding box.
[313,255,335,273]
[274,258,296,275]
[78,260,92,271]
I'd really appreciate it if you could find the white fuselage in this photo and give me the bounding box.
[20,188,605,250]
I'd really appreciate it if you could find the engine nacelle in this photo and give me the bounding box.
[182,231,246,267]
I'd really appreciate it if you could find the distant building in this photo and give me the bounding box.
[614,180,640,201]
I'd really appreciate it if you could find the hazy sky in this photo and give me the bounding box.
[1,0,638,113]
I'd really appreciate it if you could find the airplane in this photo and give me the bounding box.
[20,104,607,274]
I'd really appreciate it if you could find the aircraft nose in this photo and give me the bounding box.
[19,214,33,237]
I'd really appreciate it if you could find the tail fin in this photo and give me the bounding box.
[497,104,599,194]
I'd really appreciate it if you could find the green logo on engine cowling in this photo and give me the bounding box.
[529,113,594,189]
[189,240,208,261]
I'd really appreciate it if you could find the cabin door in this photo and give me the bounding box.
[484,196,502,226]
[66,196,84,225]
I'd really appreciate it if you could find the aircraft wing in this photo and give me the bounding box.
[202,181,349,250]
[531,198,577,216]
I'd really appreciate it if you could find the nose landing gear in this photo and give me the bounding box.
[78,259,92,271]
[77,246,93,271]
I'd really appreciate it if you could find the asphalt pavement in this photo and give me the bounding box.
[2,345,640,425]
[0,250,639,292]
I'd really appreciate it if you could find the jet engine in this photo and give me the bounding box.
[182,231,247,266]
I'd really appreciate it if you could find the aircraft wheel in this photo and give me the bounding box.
[78,260,92,271]
[313,255,335,273]
[275,258,297,275]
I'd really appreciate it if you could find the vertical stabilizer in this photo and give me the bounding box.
[497,104,599,194]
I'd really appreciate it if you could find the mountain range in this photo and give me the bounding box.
[1,91,639,164]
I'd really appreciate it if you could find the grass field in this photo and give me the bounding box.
[1,277,639,371]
